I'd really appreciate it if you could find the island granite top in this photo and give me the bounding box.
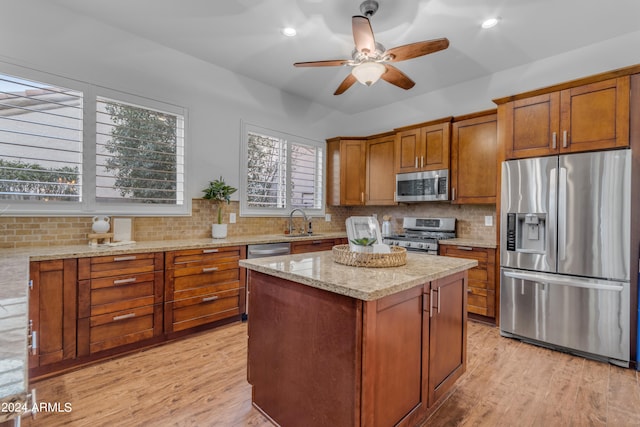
[240,251,477,301]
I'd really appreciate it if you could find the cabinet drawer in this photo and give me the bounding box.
[85,253,162,279]
[467,288,495,317]
[167,246,242,268]
[172,259,239,278]
[167,288,241,332]
[291,239,337,254]
[173,274,241,300]
[441,246,488,261]
[86,304,162,354]
[91,277,161,317]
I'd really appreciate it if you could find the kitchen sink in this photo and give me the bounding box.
[284,233,323,238]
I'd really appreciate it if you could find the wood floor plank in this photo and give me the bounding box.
[21,320,640,427]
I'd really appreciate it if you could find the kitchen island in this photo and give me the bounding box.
[240,251,477,427]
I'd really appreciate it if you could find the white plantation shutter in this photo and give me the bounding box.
[0,73,83,203]
[95,97,185,206]
[241,123,325,216]
[0,64,188,215]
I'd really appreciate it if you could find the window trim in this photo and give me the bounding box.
[0,61,189,216]
[239,121,325,217]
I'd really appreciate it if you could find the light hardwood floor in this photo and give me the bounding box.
[24,320,640,426]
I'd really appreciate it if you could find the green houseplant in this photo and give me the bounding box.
[202,176,237,238]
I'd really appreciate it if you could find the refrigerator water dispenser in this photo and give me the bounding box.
[506,212,546,253]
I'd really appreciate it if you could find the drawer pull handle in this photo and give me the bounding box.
[203,249,219,254]
[312,240,324,244]
[456,246,473,251]
[202,267,219,273]
[113,313,136,321]
[113,255,136,262]
[202,296,219,302]
[113,277,137,285]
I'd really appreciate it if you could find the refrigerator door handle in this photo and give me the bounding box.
[558,167,567,261]
[503,270,625,292]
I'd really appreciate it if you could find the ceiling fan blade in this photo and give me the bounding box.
[294,59,351,67]
[352,15,376,54]
[385,38,449,62]
[334,73,357,95]
[381,64,415,90]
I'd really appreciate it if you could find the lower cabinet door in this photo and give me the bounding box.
[427,271,467,406]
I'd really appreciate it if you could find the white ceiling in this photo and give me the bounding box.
[51,0,640,115]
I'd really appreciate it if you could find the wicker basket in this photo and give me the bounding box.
[332,244,407,268]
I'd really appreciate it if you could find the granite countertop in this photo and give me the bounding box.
[439,238,497,249]
[0,254,28,422]
[0,231,347,420]
[0,232,347,261]
[240,251,477,301]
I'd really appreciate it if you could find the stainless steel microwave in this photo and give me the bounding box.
[396,169,449,202]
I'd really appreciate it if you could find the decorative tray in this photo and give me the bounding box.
[332,244,407,268]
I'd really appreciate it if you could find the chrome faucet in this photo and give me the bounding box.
[288,208,309,235]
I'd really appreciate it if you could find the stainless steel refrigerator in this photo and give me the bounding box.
[500,149,631,367]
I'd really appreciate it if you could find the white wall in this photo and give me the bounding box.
[0,0,347,200]
[332,29,640,135]
[3,0,640,202]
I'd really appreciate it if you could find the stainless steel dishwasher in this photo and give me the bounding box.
[244,242,291,319]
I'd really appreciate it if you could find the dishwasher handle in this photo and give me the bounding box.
[248,247,290,257]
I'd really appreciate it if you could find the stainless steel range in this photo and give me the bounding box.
[383,217,456,255]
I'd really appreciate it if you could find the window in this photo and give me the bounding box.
[240,123,324,216]
[0,67,187,215]
[96,97,184,206]
[0,74,83,204]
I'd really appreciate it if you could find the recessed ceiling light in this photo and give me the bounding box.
[481,17,500,29]
[282,27,297,37]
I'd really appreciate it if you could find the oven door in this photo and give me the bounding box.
[396,170,448,202]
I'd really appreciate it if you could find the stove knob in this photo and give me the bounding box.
[418,243,424,249]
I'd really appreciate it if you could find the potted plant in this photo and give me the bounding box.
[349,237,377,253]
[202,176,237,238]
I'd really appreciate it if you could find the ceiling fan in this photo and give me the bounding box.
[293,0,449,95]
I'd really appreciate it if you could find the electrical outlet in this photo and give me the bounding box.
[229,213,236,223]
[325,214,331,222]
[484,215,493,226]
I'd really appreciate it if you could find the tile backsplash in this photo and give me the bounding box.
[0,199,495,248]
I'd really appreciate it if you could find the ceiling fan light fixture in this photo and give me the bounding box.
[352,62,386,86]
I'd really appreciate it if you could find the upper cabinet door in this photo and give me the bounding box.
[451,112,497,204]
[504,92,561,159]
[366,135,397,205]
[559,76,630,153]
[395,128,422,173]
[422,122,450,171]
[395,121,450,173]
[339,139,366,205]
[503,76,630,160]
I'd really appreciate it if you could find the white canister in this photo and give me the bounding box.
[382,217,392,237]
[92,215,110,233]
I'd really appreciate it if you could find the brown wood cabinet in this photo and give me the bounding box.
[439,245,496,320]
[395,118,451,174]
[501,76,630,159]
[326,137,366,206]
[366,134,397,205]
[164,246,246,334]
[247,269,468,427]
[77,253,164,356]
[451,111,497,204]
[290,237,348,254]
[28,259,77,373]
[425,272,467,405]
